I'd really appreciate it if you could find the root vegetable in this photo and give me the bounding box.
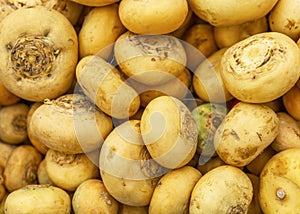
[29,94,113,154]
[114,32,187,86]
[214,17,268,48]
[189,165,253,214]
[0,0,83,25]
[169,5,194,38]
[269,0,300,41]
[141,96,198,169]
[221,32,300,103]
[37,159,54,185]
[78,4,126,58]
[0,103,29,144]
[99,120,166,206]
[4,145,42,192]
[193,48,233,103]
[283,86,300,120]
[214,102,279,167]
[271,112,300,152]
[0,141,16,168]
[45,149,99,192]
[72,179,119,213]
[191,103,227,157]
[0,6,78,102]
[149,166,202,214]
[182,23,218,69]
[188,0,278,27]
[4,184,71,214]
[26,102,48,155]
[259,148,300,213]
[0,82,20,106]
[118,0,188,34]
[76,55,140,119]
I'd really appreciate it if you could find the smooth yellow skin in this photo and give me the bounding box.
[183,24,218,59]
[0,82,20,106]
[37,159,54,185]
[0,141,16,168]
[283,86,300,120]
[271,112,300,152]
[4,145,42,192]
[29,94,113,154]
[183,23,218,71]
[169,5,194,38]
[149,166,202,214]
[72,179,119,214]
[188,0,278,27]
[214,102,279,167]
[27,102,48,155]
[119,0,188,34]
[141,96,198,169]
[193,48,233,103]
[190,165,253,214]
[76,55,140,119]
[99,120,161,207]
[45,149,99,192]
[79,4,126,58]
[269,0,300,41]
[4,185,71,214]
[259,149,300,213]
[0,103,29,144]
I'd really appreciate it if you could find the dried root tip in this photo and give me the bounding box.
[127,33,176,58]
[54,94,94,112]
[139,147,169,178]
[12,114,27,132]
[43,98,53,105]
[51,150,78,166]
[276,188,286,200]
[228,37,285,76]
[24,164,38,183]
[10,34,59,80]
[180,105,198,145]
[226,204,247,214]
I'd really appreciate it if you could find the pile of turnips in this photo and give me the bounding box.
[0,0,299,213]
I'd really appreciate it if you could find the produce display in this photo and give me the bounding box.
[0,0,299,213]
